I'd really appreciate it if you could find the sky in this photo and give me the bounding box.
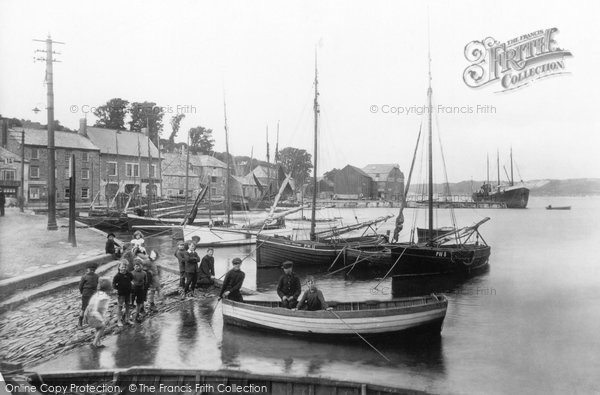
[1,0,599,182]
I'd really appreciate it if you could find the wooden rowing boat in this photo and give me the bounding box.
[222,295,448,338]
[5,367,413,395]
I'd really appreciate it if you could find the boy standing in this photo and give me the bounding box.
[112,261,133,326]
[78,263,99,327]
[131,261,148,322]
[219,258,245,302]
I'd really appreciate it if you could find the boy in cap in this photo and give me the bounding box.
[276,261,301,309]
[219,257,245,302]
[105,233,122,259]
[78,263,99,327]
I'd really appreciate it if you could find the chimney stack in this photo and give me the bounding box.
[78,118,87,137]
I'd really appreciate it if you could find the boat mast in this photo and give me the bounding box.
[497,149,500,186]
[184,130,190,215]
[427,46,434,238]
[486,154,489,186]
[310,50,319,241]
[224,98,231,224]
[510,146,514,186]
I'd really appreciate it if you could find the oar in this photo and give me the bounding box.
[327,256,371,276]
[328,309,391,364]
[209,297,222,321]
[372,246,407,292]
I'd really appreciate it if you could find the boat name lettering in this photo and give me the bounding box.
[436,251,447,257]
[463,28,572,92]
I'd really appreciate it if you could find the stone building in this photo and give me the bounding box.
[361,164,405,201]
[84,121,161,200]
[161,151,227,200]
[6,127,100,203]
[334,165,373,199]
[0,146,29,203]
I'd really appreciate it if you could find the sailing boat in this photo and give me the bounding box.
[175,99,306,247]
[386,51,491,277]
[256,53,392,268]
[472,148,529,208]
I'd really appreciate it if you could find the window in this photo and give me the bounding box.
[107,162,117,176]
[82,169,89,179]
[31,148,39,160]
[65,151,71,161]
[65,188,70,200]
[126,163,139,177]
[5,158,13,164]
[81,187,89,199]
[1,170,15,180]
[82,152,89,162]
[150,164,156,178]
[29,187,40,200]
[211,187,217,196]
[211,176,217,183]
[30,167,39,178]
[65,168,70,179]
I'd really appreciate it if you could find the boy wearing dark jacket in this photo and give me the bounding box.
[112,260,133,326]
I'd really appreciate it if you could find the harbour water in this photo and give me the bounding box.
[33,196,600,394]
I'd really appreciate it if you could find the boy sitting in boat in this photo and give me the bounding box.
[295,276,331,311]
[277,261,301,309]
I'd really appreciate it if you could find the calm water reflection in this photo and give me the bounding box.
[34,197,600,394]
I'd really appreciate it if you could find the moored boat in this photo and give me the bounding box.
[546,205,571,210]
[221,295,448,338]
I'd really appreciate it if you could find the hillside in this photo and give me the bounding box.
[412,179,600,197]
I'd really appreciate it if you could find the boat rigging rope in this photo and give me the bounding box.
[328,309,391,364]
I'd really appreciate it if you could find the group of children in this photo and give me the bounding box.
[79,230,160,348]
[174,235,216,298]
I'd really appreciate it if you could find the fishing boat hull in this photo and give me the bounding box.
[222,296,447,338]
[9,368,407,395]
[388,243,491,277]
[255,234,386,268]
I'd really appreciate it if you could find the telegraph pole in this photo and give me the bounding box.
[20,129,25,212]
[34,35,64,231]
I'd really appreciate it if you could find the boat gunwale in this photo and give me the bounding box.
[223,296,448,319]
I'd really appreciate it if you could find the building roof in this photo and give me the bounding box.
[189,154,226,169]
[86,127,158,157]
[362,164,403,178]
[252,164,278,179]
[9,128,100,151]
[344,164,372,179]
[0,146,27,162]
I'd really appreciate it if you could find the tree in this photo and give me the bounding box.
[93,98,129,130]
[188,126,215,155]
[169,114,185,142]
[278,147,313,189]
[129,101,164,145]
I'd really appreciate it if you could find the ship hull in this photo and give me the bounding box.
[472,186,529,208]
